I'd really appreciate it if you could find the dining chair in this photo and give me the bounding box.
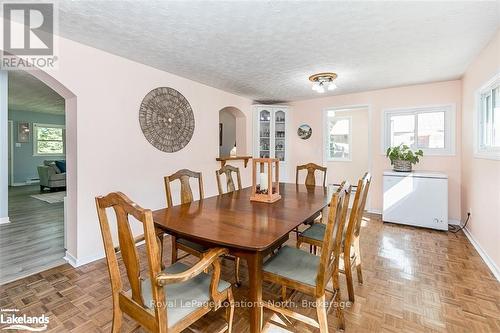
[95,192,234,333]
[296,163,327,187]
[341,173,371,302]
[262,181,351,332]
[293,163,328,240]
[215,164,242,286]
[215,165,242,195]
[164,169,206,265]
[297,172,371,302]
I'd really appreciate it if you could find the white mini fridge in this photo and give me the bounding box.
[383,170,448,230]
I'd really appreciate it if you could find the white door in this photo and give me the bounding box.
[325,108,369,186]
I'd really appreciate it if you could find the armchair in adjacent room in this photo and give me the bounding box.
[37,160,66,191]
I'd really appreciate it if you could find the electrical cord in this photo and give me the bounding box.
[448,212,470,233]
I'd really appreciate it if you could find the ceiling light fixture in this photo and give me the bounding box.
[309,72,338,93]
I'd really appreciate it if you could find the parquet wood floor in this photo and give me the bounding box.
[1,214,498,332]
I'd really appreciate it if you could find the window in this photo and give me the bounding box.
[33,123,65,156]
[475,73,500,159]
[326,112,351,161]
[383,105,455,155]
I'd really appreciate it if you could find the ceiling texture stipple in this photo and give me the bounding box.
[9,1,500,107]
[8,71,65,115]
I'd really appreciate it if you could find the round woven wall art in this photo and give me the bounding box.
[139,87,195,153]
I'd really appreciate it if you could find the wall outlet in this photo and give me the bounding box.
[468,209,472,216]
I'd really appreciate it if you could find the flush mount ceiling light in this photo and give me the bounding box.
[309,72,338,93]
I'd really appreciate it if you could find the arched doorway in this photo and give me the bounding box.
[25,70,77,261]
[0,67,77,282]
[218,106,246,157]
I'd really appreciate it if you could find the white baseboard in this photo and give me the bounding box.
[64,240,146,268]
[9,180,42,186]
[63,251,78,267]
[64,250,104,268]
[463,227,500,282]
[0,216,10,224]
[367,208,382,215]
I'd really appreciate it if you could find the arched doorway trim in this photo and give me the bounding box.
[16,67,78,261]
[218,106,247,157]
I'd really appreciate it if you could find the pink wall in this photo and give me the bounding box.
[461,29,500,273]
[289,80,462,219]
[42,37,253,264]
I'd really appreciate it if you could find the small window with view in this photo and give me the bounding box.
[383,105,455,155]
[475,73,500,160]
[33,123,65,156]
[327,113,352,161]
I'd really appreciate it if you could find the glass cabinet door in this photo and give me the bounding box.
[259,110,271,158]
[274,110,286,161]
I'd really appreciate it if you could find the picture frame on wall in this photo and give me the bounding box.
[17,122,30,143]
[297,124,312,140]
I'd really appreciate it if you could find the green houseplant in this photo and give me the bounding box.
[386,144,423,172]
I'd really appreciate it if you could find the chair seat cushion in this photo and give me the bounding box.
[177,238,209,253]
[142,262,231,328]
[263,246,319,287]
[301,223,326,242]
[301,223,352,252]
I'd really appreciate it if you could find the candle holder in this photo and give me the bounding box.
[250,158,281,203]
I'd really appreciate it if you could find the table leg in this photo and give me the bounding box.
[247,252,263,333]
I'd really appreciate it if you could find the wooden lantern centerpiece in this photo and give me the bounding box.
[250,158,281,203]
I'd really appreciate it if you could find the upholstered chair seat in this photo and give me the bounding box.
[176,238,209,253]
[301,223,351,249]
[142,262,231,328]
[300,223,326,242]
[263,245,320,287]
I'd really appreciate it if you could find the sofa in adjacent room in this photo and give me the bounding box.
[37,160,66,191]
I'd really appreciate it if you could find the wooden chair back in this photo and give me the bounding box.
[296,163,327,187]
[345,172,371,242]
[215,165,242,195]
[315,181,351,296]
[95,192,166,331]
[164,169,204,208]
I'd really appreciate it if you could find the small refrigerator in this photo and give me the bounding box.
[383,170,448,231]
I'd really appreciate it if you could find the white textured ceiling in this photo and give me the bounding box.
[8,71,65,114]
[53,1,500,101]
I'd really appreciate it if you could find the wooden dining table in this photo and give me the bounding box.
[152,182,330,333]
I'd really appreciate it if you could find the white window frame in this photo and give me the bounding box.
[33,123,66,157]
[382,104,456,156]
[474,72,500,160]
[325,114,352,162]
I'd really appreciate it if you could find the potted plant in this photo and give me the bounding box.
[386,144,423,172]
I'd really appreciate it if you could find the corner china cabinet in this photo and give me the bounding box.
[253,105,289,181]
